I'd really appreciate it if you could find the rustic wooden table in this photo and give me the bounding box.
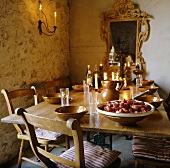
[1,90,170,138]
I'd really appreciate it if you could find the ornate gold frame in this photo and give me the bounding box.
[99,0,152,70]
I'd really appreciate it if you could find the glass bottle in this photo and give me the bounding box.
[86,65,93,87]
[93,64,101,90]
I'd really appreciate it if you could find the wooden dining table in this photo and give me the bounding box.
[1,89,170,139]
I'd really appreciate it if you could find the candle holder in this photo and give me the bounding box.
[38,20,57,36]
[38,1,60,36]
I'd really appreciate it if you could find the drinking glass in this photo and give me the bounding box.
[88,91,99,114]
[60,88,69,106]
[83,80,89,94]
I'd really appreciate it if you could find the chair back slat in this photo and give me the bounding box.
[24,112,73,136]
[43,76,72,94]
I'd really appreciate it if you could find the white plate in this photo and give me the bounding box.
[96,100,155,118]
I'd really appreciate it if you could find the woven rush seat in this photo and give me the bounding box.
[56,141,121,168]
[132,136,170,168]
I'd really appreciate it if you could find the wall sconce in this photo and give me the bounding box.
[38,1,58,36]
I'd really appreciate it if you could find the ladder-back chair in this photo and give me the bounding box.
[1,87,68,168]
[43,76,72,94]
[16,107,121,168]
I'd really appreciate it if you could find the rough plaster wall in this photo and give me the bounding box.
[0,0,70,164]
[70,0,170,99]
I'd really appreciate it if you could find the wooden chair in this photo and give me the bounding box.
[16,108,121,168]
[132,136,170,168]
[1,87,69,168]
[43,76,72,94]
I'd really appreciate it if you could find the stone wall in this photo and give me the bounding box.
[0,0,70,164]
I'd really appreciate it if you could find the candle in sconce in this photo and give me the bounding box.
[54,12,57,26]
[112,72,115,80]
[104,72,107,80]
[94,74,98,90]
[39,2,42,20]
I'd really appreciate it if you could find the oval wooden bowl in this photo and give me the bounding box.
[138,86,159,94]
[55,106,88,121]
[42,93,61,104]
[141,80,154,86]
[135,96,163,109]
[72,85,84,92]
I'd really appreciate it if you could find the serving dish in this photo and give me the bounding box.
[135,95,163,109]
[141,80,154,86]
[55,106,88,121]
[42,93,61,104]
[42,93,73,104]
[72,85,84,91]
[138,86,159,94]
[96,100,155,126]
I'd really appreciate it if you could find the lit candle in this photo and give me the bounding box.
[95,74,98,90]
[104,72,107,80]
[54,11,57,26]
[124,78,127,87]
[112,72,115,80]
[39,2,42,20]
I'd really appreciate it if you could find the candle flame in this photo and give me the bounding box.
[39,4,42,10]
[54,11,57,17]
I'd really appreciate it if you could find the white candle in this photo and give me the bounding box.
[104,72,107,80]
[112,72,115,80]
[95,74,98,90]
[54,11,57,26]
[124,79,127,87]
[39,2,42,20]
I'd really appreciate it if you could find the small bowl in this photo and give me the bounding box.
[55,106,88,121]
[133,69,143,75]
[72,85,84,91]
[135,96,164,109]
[138,86,159,94]
[142,80,154,86]
[42,93,61,104]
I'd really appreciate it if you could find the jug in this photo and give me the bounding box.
[100,80,124,102]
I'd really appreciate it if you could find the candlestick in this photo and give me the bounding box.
[95,74,98,90]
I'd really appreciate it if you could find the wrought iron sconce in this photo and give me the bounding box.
[38,1,58,36]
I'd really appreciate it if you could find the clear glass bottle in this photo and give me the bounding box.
[93,64,101,90]
[86,65,93,87]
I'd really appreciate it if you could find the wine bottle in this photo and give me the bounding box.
[86,65,93,87]
[93,64,101,89]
